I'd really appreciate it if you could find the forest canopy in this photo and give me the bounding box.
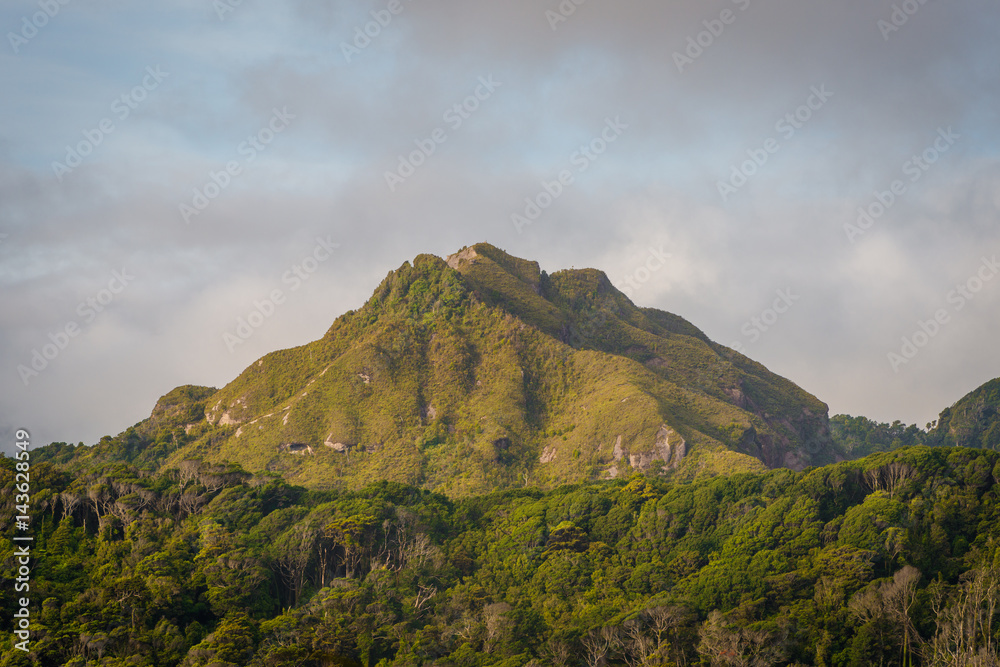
[4,444,1000,666]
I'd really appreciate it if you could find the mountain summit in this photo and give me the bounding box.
[99,243,836,495]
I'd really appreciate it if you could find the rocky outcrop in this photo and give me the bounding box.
[446,246,479,270]
[612,435,625,462]
[207,397,248,426]
[280,442,313,455]
[607,425,686,477]
[322,434,359,453]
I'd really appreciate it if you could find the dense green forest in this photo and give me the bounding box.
[828,376,1000,459]
[5,444,1000,666]
[828,415,928,459]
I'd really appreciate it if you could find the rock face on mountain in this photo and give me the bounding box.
[127,243,836,495]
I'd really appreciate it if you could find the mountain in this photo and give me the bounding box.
[926,377,1000,449]
[825,378,1000,460]
[20,244,1000,666]
[71,243,838,495]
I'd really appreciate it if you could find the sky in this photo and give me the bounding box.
[1,0,999,453]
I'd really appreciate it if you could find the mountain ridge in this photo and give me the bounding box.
[58,243,840,495]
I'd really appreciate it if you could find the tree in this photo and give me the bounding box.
[924,566,1000,665]
[697,611,784,667]
[184,613,258,666]
[273,523,317,606]
[582,626,621,667]
[848,565,920,666]
[482,602,511,654]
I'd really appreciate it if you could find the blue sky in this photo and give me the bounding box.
[2,0,999,450]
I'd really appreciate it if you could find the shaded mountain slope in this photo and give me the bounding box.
[927,377,1000,449]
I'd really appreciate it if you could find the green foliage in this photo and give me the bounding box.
[835,380,1000,459]
[838,492,907,552]
[830,414,927,458]
[927,377,1000,449]
[7,446,1000,665]
[15,244,1000,664]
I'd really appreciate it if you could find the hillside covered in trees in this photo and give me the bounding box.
[5,444,1000,666]
[826,377,1000,461]
[6,244,1000,666]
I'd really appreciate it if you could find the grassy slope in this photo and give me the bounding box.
[124,244,833,495]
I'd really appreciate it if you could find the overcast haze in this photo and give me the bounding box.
[2,0,999,452]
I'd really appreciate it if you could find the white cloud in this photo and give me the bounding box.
[1,0,999,450]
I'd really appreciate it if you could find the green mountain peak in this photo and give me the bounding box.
[81,243,838,495]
